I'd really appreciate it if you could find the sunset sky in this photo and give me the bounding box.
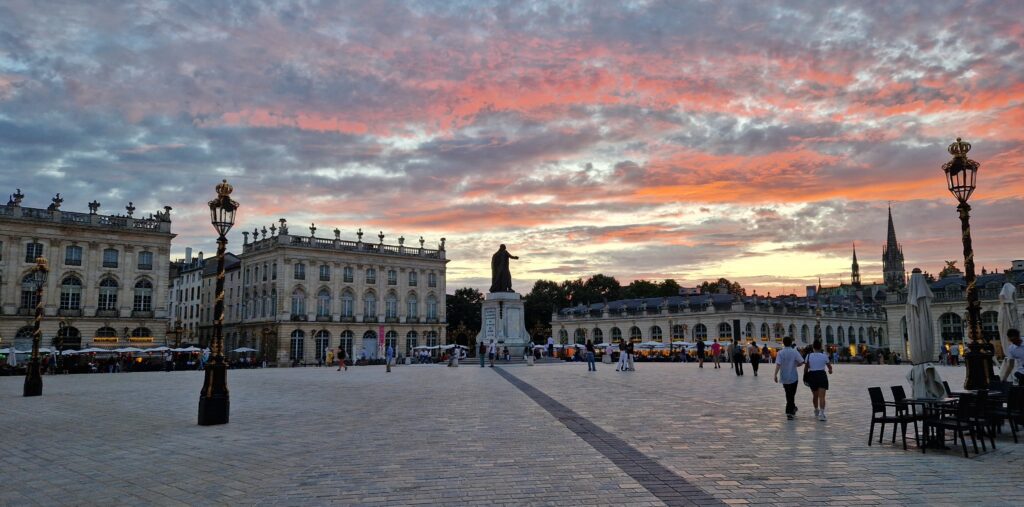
[1,1,1022,295]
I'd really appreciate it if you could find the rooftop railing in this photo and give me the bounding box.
[243,233,445,260]
[0,204,171,233]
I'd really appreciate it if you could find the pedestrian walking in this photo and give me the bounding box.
[616,340,628,371]
[626,341,636,371]
[804,340,833,421]
[488,339,497,367]
[337,346,348,371]
[547,336,555,358]
[585,339,596,371]
[479,341,487,367]
[386,343,394,373]
[950,344,960,366]
[711,339,722,369]
[748,341,761,376]
[696,339,706,368]
[503,346,510,362]
[1006,329,1024,385]
[774,336,805,420]
[732,340,744,376]
[761,344,770,364]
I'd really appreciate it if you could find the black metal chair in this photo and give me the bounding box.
[868,387,915,450]
[986,385,1023,443]
[943,381,953,397]
[889,385,921,445]
[924,395,979,457]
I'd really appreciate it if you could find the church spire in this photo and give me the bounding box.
[882,204,906,290]
[852,242,861,286]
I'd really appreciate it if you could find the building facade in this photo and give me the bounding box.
[167,248,205,345]
[883,260,1024,359]
[553,293,888,354]
[0,191,174,350]
[229,221,448,365]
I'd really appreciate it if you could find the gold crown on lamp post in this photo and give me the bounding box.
[215,179,234,197]
[947,137,972,157]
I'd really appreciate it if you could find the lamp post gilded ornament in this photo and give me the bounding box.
[198,180,239,425]
[941,137,992,390]
[24,256,49,397]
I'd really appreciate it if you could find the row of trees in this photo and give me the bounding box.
[446,275,747,342]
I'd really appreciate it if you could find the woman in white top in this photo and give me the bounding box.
[804,340,833,421]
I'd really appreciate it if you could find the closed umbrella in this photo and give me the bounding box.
[6,347,16,366]
[905,271,945,399]
[998,282,1021,381]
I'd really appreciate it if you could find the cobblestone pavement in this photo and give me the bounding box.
[0,362,1017,506]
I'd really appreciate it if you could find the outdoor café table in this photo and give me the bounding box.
[905,397,958,449]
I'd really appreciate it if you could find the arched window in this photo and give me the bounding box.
[314,330,330,360]
[385,330,397,353]
[317,289,331,317]
[424,330,439,348]
[672,325,685,340]
[366,268,376,284]
[825,326,834,344]
[774,323,784,340]
[363,291,377,318]
[858,327,866,344]
[837,326,845,344]
[788,324,796,339]
[291,288,306,316]
[650,326,663,342]
[20,273,39,309]
[718,322,731,339]
[982,311,999,341]
[95,327,117,337]
[629,326,642,342]
[60,276,82,310]
[341,290,354,317]
[592,328,604,344]
[385,293,398,319]
[56,326,82,349]
[574,328,587,344]
[272,262,277,280]
[290,330,305,362]
[801,325,809,342]
[339,330,354,359]
[611,327,622,343]
[132,327,151,337]
[405,330,418,355]
[694,324,708,340]
[133,279,153,312]
[745,322,754,338]
[558,329,568,344]
[426,295,438,320]
[14,326,34,350]
[406,293,418,319]
[849,326,856,343]
[271,289,277,315]
[760,323,770,340]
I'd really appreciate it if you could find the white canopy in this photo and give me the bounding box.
[113,347,145,353]
[173,346,201,352]
[232,347,258,353]
[1,347,27,354]
[78,347,113,353]
[59,349,81,355]
[144,346,171,353]
[905,271,945,399]
[998,282,1021,381]
[441,344,468,350]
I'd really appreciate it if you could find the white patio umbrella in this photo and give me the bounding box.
[905,271,945,399]
[5,347,16,366]
[231,347,258,353]
[144,346,171,353]
[113,347,144,353]
[998,282,1021,381]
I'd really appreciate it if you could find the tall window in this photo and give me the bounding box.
[262,263,267,281]
[718,322,731,339]
[314,330,330,361]
[343,266,354,283]
[611,327,622,342]
[425,330,438,348]
[20,273,38,309]
[290,330,305,362]
[801,325,809,342]
[366,268,376,284]
[385,293,398,319]
[319,264,331,281]
[132,327,152,338]
[363,292,377,317]
[406,294,418,318]
[575,328,587,344]
[137,251,153,270]
[387,269,397,285]
[64,245,82,266]
[272,262,277,280]
[102,248,119,268]
[940,313,964,342]
[385,330,397,354]
[270,289,277,316]
[133,279,153,311]
[672,325,685,340]
[291,289,306,315]
[428,272,437,287]
[341,290,354,317]
[558,329,569,344]
[98,277,118,310]
[339,330,353,360]
[317,289,331,317]
[294,263,305,280]
[60,276,82,310]
[25,242,43,263]
[629,326,642,342]
[406,331,418,355]
[426,295,438,319]
[254,265,259,282]
[694,323,708,340]
[650,326,663,342]
[592,328,604,343]
[982,311,999,341]
[408,271,417,286]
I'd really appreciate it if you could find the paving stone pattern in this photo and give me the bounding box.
[0,362,1018,506]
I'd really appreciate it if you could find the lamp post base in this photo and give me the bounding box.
[963,340,994,390]
[197,361,230,425]
[23,359,42,397]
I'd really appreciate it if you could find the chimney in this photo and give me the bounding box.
[198,251,204,263]
[185,247,193,264]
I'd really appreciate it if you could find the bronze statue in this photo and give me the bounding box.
[489,244,519,293]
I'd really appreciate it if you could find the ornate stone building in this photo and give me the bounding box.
[553,293,888,353]
[231,220,448,365]
[0,190,174,350]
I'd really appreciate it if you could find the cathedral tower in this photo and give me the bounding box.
[882,206,906,290]
[851,243,861,287]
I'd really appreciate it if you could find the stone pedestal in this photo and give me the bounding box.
[476,292,529,357]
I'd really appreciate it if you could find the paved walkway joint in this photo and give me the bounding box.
[495,366,724,506]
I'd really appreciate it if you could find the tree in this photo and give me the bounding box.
[657,279,681,297]
[524,280,564,340]
[698,278,746,297]
[622,279,659,299]
[584,274,622,301]
[445,287,484,339]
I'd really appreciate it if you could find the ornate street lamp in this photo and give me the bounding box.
[24,256,49,397]
[941,137,992,389]
[198,180,239,425]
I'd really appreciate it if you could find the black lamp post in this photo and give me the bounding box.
[24,256,49,397]
[198,179,239,425]
[941,137,992,389]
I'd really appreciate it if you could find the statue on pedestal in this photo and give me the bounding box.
[489,244,519,293]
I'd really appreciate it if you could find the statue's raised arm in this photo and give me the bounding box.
[489,244,518,293]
